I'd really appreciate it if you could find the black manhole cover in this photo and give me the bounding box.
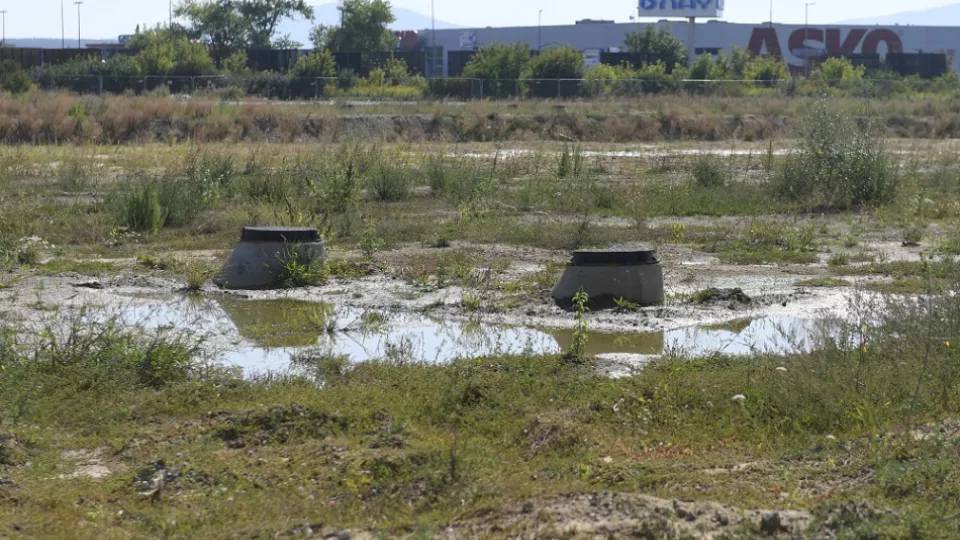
[571,248,658,265]
[241,227,321,243]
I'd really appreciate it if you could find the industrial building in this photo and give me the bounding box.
[419,20,960,76]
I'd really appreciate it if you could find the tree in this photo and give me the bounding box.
[127,27,215,76]
[744,55,789,87]
[522,46,585,98]
[175,0,313,55]
[272,35,304,50]
[461,42,531,98]
[623,26,687,70]
[316,0,396,52]
[290,49,336,78]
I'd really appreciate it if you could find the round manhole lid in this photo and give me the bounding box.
[241,227,321,243]
[571,248,658,265]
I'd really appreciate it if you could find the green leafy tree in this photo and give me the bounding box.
[811,57,865,83]
[523,46,585,79]
[223,49,250,74]
[175,0,313,55]
[316,0,396,52]
[623,26,687,70]
[522,46,585,98]
[272,35,304,49]
[744,55,789,87]
[461,42,531,97]
[128,27,215,76]
[290,49,336,78]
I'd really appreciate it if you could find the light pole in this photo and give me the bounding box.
[804,2,815,77]
[0,11,6,47]
[61,0,65,48]
[75,1,82,49]
[538,9,542,51]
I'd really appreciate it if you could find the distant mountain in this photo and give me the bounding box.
[5,38,116,49]
[276,2,462,46]
[836,3,960,25]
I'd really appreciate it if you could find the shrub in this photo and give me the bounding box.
[523,46,585,98]
[0,61,33,94]
[368,163,410,202]
[772,100,898,209]
[462,42,531,98]
[691,156,728,188]
[744,55,789,88]
[623,26,687,70]
[113,182,164,233]
[291,49,336,79]
[223,50,251,74]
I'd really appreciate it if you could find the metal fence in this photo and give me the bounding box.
[19,74,960,101]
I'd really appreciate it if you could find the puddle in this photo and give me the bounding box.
[110,296,827,377]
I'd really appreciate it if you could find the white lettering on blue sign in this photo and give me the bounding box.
[640,0,723,12]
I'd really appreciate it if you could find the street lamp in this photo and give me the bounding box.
[0,11,6,47]
[804,2,815,77]
[538,9,542,51]
[75,1,83,49]
[61,0,65,48]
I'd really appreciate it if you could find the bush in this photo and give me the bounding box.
[291,49,336,79]
[523,46,585,98]
[462,42,531,98]
[368,163,411,202]
[691,157,728,188]
[772,100,899,209]
[1,70,33,95]
[112,182,164,232]
[744,55,789,88]
[623,26,687,70]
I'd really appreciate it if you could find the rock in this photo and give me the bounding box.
[731,394,747,402]
[760,512,783,536]
[691,287,751,305]
[72,281,104,290]
[522,502,535,514]
[714,511,730,526]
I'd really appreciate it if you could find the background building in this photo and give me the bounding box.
[420,20,960,76]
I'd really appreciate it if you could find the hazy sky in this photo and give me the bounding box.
[4,0,958,38]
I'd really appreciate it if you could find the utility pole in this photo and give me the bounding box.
[169,0,173,27]
[61,0,65,48]
[430,0,435,78]
[75,1,82,49]
[0,11,6,47]
[769,0,773,27]
[538,9,542,51]
[804,2,815,77]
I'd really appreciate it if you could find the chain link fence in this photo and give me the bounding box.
[22,74,960,101]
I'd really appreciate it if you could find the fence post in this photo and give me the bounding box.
[191,77,196,95]
[478,79,483,101]
[98,74,103,95]
[315,78,319,100]
[558,79,561,99]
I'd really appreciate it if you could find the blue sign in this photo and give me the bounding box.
[639,0,724,17]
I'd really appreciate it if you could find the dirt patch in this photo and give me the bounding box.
[444,492,813,539]
[59,448,120,480]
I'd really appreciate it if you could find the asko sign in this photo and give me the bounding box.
[747,27,903,70]
[639,0,724,18]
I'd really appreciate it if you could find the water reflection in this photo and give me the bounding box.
[109,295,825,377]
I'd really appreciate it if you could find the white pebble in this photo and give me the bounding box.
[776,367,787,372]
[731,394,747,402]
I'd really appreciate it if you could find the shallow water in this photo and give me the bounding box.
[112,295,825,377]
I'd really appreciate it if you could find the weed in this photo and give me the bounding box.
[276,245,328,288]
[461,293,482,312]
[359,219,385,260]
[794,277,851,288]
[182,260,215,292]
[828,253,852,267]
[902,227,924,247]
[671,223,687,244]
[691,156,728,188]
[613,297,640,312]
[369,163,411,202]
[565,289,590,363]
[112,182,164,233]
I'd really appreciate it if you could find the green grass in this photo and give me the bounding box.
[794,277,852,288]
[865,278,932,295]
[4,286,960,536]
[717,249,819,265]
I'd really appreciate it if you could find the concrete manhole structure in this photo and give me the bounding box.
[551,248,664,309]
[213,227,326,290]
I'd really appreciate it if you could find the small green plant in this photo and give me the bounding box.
[461,293,482,313]
[828,253,851,267]
[691,156,728,188]
[182,260,214,292]
[902,227,924,247]
[359,219,385,259]
[565,288,590,363]
[369,163,410,202]
[276,245,328,288]
[671,223,687,244]
[613,297,640,312]
[113,182,164,233]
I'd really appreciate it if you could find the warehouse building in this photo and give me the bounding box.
[419,20,959,76]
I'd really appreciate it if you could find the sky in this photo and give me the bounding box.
[4,0,959,39]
